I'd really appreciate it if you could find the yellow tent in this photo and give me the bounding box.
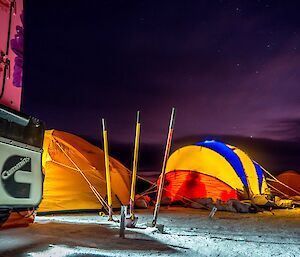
[38,130,131,213]
[163,140,269,202]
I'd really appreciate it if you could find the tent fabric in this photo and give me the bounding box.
[195,141,248,187]
[270,170,300,197]
[0,210,35,229]
[253,162,264,193]
[163,140,268,202]
[227,145,265,195]
[38,130,131,213]
[163,170,238,202]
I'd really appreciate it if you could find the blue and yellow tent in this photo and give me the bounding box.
[162,140,269,202]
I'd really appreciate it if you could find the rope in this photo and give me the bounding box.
[125,170,159,196]
[267,183,292,199]
[139,184,157,196]
[266,178,276,182]
[163,187,210,210]
[51,160,106,183]
[54,139,110,212]
[136,174,209,210]
[140,189,157,197]
[50,159,110,211]
[136,174,157,185]
[16,208,36,218]
[259,166,300,196]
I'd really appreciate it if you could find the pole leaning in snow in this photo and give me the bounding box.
[129,111,141,219]
[102,118,113,221]
[152,107,176,227]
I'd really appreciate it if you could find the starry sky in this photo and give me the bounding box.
[22,0,300,170]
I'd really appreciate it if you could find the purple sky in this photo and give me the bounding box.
[23,0,300,145]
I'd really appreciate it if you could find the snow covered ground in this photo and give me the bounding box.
[0,207,299,257]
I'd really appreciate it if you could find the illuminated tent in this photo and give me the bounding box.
[161,140,269,203]
[38,130,131,213]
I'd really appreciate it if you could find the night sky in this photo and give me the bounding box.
[22,1,300,171]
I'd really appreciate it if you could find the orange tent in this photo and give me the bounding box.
[38,130,131,213]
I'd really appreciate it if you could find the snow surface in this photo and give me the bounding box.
[0,207,299,257]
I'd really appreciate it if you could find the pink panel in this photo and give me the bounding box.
[0,0,23,111]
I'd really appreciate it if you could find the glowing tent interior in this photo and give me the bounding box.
[161,140,269,203]
[38,130,131,213]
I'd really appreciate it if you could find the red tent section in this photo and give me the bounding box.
[162,171,238,203]
[270,170,300,197]
[0,210,35,230]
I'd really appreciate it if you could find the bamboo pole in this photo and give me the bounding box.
[129,111,141,219]
[152,107,176,227]
[102,118,113,220]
